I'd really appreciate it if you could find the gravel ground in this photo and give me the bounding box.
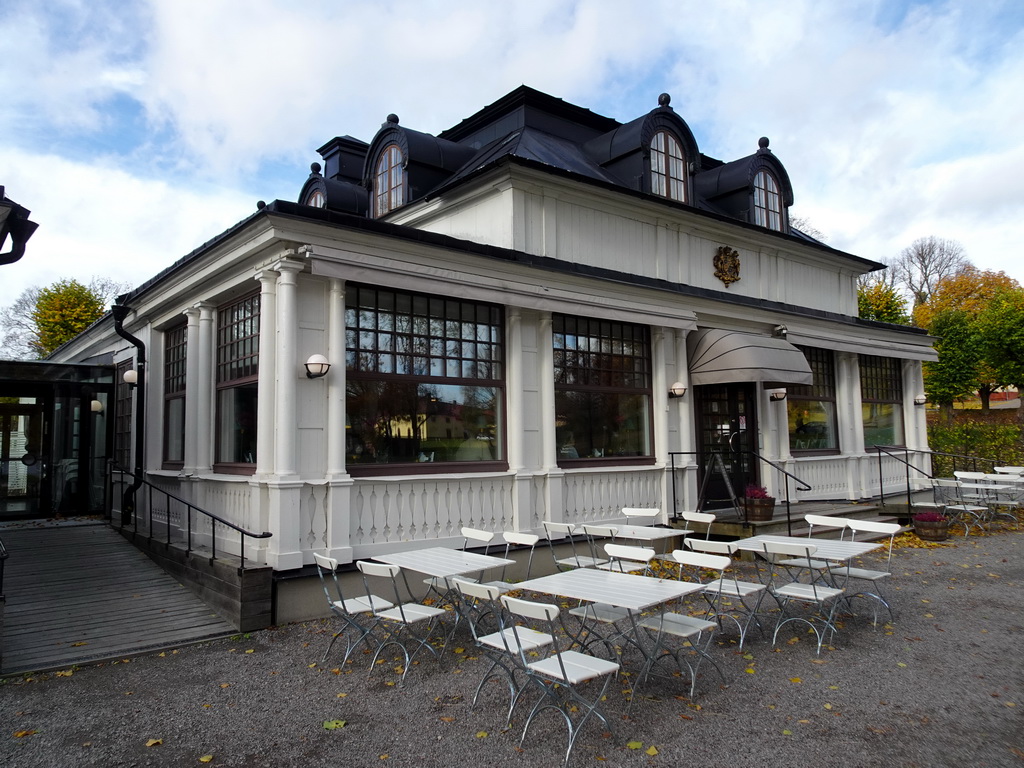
[2,526,1022,768]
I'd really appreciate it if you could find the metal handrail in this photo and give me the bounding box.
[0,533,7,599]
[109,463,271,569]
[871,445,999,511]
[669,450,813,536]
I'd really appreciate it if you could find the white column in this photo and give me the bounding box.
[672,328,696,513]
[538,312,557,470]
[196,303,215,473]
[254,269,278,478]
[273,257,303,479]
[326,277,347,478]
[651,327,669,467]
[182,306,201,476]
[506,308,524,471]
[837,352,864,455]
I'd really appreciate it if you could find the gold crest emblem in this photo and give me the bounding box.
[714,246,741,287]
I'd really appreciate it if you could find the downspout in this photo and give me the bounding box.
[111,301,146,526]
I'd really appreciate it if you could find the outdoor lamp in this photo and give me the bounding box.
[914,394,927,406]
[668,381,687,398]
[304,354,331,379]
[90,399,104,413]
[123,369,138,387]
[768,388,787,402]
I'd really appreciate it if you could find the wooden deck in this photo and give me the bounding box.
[0,522,236,675]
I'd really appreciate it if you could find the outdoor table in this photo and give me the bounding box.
[516,568,704,660]
[613,524,690,542]
[372,547,514,603]
[732,534,880,563]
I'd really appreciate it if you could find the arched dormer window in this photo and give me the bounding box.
[650,130,686,202]
[304,188,325,208]
[753,169,783,231]
[373,143,404,217]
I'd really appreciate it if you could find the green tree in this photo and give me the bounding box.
[923,310,982,420]
[977,287,1024,420]
[857,281,910,324]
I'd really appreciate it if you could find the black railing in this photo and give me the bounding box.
[872,445,999,512]
[109,464,271,570]
[0,533,7,600]
[669,450,812,536]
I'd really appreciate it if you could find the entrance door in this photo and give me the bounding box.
[694,383,758,510]
[0,400,47,519]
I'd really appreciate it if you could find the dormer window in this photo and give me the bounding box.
[650,130,686,202]
[304,189,325,208]
[753,170,783,231]
[373,143,404,217]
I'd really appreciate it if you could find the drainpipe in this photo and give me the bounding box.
[111,301,146,526]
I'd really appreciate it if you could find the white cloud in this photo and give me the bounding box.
[1,0,1023,311]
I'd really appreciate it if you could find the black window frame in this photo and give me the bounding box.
[787,346,840,455]
[860,354,905,448]
[162,322,187,469]
[214,292,260,474]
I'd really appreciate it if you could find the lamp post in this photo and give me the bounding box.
[0,185,39,266]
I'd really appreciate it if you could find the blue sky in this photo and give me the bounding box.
[2,0,1023,308]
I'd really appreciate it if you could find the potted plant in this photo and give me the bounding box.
[913,510,949,542]
[742,483,776,522]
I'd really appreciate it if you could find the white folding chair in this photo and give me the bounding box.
[543,521,609,570]
[831,519,900,626]
[482,531,540,592]
[356,560,448,685]
[501,594,620,766]
[684,538,768,648]
[424,526,496,595]
[680,510,715,540]
[762,540,845,654]
[313,553,393,666]
[932,478,987,536]
[632,549,726,702]
[579,523,618,566]
[454,579,553,726]
[774,514,848,582]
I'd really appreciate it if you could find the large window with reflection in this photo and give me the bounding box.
[787,346,838,453]
[553,315,652,463]
[753,170,783,231]
[650,130,687,202]
[215,293,259,471]
[163,323,187,468]
[345,285,504,472]
[860,355,904,447]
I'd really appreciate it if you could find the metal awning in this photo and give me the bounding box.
[687,328,813,386]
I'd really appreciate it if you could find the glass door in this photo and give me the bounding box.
[694,383,757,510]
[0,399,47,519]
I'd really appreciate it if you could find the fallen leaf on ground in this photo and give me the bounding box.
[199,756,214,763]
[323,720,346,730]
[146,738,163,747]
[13,730,38,738]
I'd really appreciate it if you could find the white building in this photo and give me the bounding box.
[51,87,935,622]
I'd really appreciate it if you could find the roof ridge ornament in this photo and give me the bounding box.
[658,93,671,108]
[758,136,771,152]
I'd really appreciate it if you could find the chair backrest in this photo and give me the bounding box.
[761,540,828,596]
[933,477,966,505]
[670,548,730,573]
[462,526,495,547]
[681,511,715,539]
[603,543,655,574]
[454,578,504,642]
[804,514,849,538]
[543,521,574,537]
[454,578,502,602]
[954,471,987,482]
[994,466,1024,475]
[501,594,559,622]
[622,507,660,521]
[685,537,735,556]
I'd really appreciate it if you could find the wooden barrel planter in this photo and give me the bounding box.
[914,518,950,542]
[744,497,776,522]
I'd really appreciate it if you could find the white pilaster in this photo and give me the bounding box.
[506,308,524,471]
[196,303,215,473]
[254,269,278,478]
[182,306,201,476]
[273,258,303,479]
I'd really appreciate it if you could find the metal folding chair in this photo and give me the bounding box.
[684,538,767,648]
[501,594,620,766]
[543,521,609,570]
[830,519,900,626]
[313,553,393,666]
[762,540,845,654]
[454,579,553,726]
[356,560,448,685]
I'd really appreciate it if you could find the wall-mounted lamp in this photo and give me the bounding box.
[772,324,788,338]
[914,394,927,406]
[90,399,104,413]
[304,354,331,379]
[123,369,138,387]
[767,388,788,402]
[667,381,687,399]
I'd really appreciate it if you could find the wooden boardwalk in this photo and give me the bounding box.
[0,522,236,675]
